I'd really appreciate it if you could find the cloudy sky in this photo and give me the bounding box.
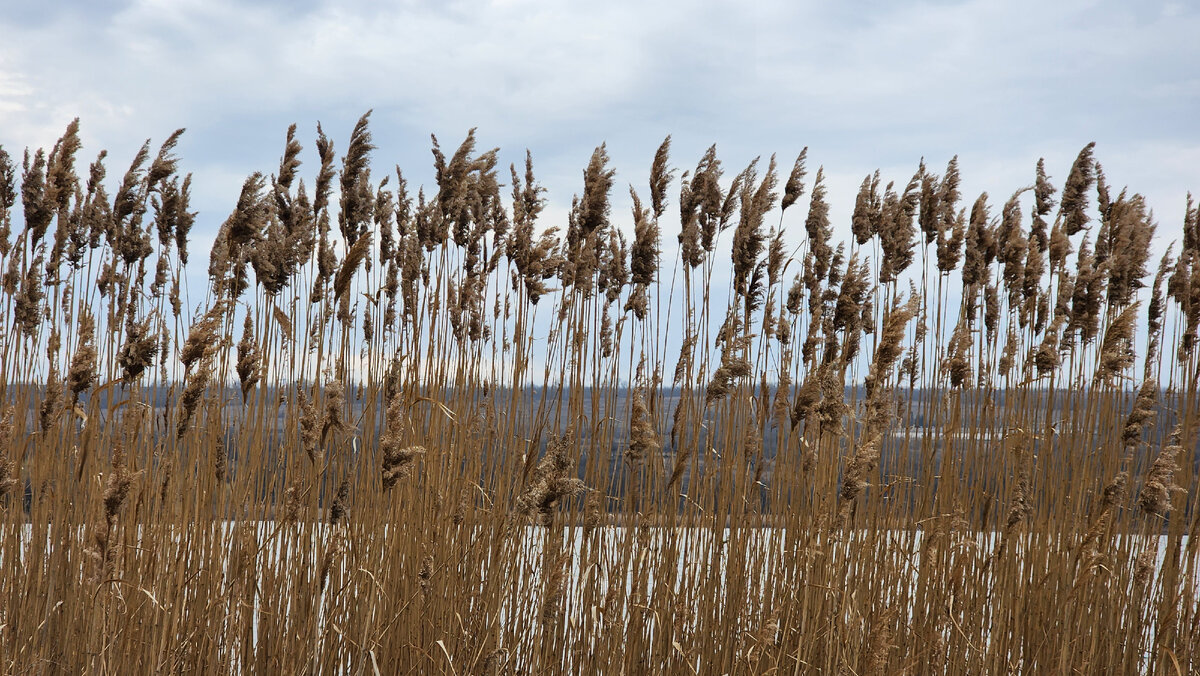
[2,0,1198,275]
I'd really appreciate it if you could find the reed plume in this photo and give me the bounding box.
[780,148,808,212]
[1060,142,1097,236]
[516,429,587,526]
[1138,428,1184,518]
[236,313,262,401]
[0,407,16,496]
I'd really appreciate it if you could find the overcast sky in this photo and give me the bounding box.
[2,0,1198,279]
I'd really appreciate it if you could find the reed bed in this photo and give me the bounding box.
[0,115,1198,674]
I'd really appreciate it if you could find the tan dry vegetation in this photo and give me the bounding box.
[0,116,1199,674]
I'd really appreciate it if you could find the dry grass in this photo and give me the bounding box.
[0,116,1198,674]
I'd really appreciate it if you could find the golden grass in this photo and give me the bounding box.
[0,115,1198,673]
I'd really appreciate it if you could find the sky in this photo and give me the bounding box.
[2,0,1198,294]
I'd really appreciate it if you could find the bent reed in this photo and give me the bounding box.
[0,115,1198,673]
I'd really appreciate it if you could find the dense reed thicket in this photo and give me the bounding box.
[1,115,1198,673]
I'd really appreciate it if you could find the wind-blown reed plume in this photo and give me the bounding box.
[936,211,965,275]
[943,318,973,388]
[1032,316,1062,376]
[13,253,45,337]
[381,396,424,489]
[789,362,823,430]
[308,127,338,299]
[627,187,659,318]
[767,227,787,292]
[212,173,269,298]
[806,167,833,279]
[835,428,883,531]
[840,433,882,504]
[1095,302,1139,383]
[117,315,159,384]
[1122,379,1157,446]
[1138,427,1185,518]
[852,170,882,245]
[1132,548,1157,587]
[88,411,144,579]
[516,429,587,526]
[510,151,548,296]
[832,254,870,333]
[918,159,939,244]
[1185,192,1199,252]
[706,336,754,404]
[833,255,872,360]
[1097,192,1155,307]
[108,139,149,254]
[321,377,348,446]
[560,147,613,297]
[996,188,1029,302]
[295,389,321,465]
[879,171,919,283]
[815,362,849,434]
[67,308,98,402]
[521,227,563,305]
[678,166,702,268]
[1095,163,1112,221]
[626,389,658,507]
[22,148,52,245]
[45,122,82,273]
[541,549,571,623]
[376,175,395,261]
[1144,252,1171,372]
[334,230,372,302]
[224,173,270,250]
[313,123,337,219]
[1060,142,1097,236]
[1005,470,1031,534]
[0,407,16,496]
[785,274,804,316]
[1031,158,1055,247]
[1066,237,1105,346]
[579,144,616,239]
[684,145,726,261]
[1100,472,1128,515]
[236,313,262,402]
[338,111,375,246]
[180,303,224,372]
[1048,219,1072,272]
[171,173,196,265]
[39,360,64,432]
[1167,245,1200,360]
[780,148,808,212]
[865,294,918,400]
[277,123,303,193]
[146,127,185,189]
[600,229,629,309]
[732,156,778,303]
[252,125,314,294]
[961,192,994,288]
[330,478,351,525]
[178,352,213,439]
[0,148,15,255]
[649,135,674,221]
[935,157,965,273]
[997,326,1019,378]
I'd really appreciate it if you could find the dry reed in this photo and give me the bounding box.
[0,121,1196,675]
